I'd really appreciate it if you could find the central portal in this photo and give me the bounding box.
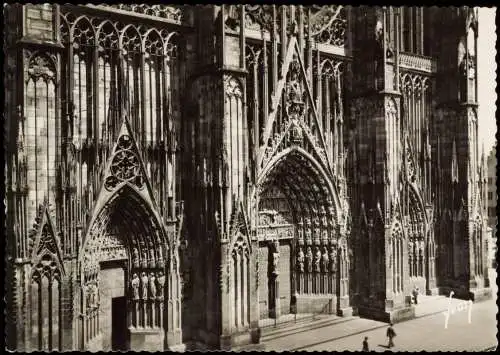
[257,148,351,318]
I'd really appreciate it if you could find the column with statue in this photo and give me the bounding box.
[270,239,280,319]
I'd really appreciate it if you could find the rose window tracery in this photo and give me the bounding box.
[105,135,144,190]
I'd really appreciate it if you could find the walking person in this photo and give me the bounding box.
[362,336,369,351]
[412,285,419,305]
[386,323,396,348]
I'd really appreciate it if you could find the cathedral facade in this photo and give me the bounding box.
[4,4,491,352]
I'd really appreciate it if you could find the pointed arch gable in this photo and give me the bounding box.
[96,20,119,49]
[70,15,96,46]
[31,205,65,276]
[142,28,164,56]
[80,119,169,258]
[229,200,252,252]
[119,24,143,53]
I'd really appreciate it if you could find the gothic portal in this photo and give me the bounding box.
[5,5,491,351]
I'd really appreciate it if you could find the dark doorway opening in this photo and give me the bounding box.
[111,296,128,351]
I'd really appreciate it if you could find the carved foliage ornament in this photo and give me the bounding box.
[406,144,416,184]
[27,53,56,82]
[244,5,274,32]
[108,5,183,23]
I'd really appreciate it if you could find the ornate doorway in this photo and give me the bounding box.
[257,148,347,318]
[79,185,169,351]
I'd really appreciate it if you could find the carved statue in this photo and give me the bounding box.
[306,247,313,273]
[149,272,156,299]
[141,272,148,300]
[94,285,100,307]
[132,248,139,268]
[314,247,322,273]
[305,227,312,243]
[329,246,337,272]
[321,228,329,243]
[157,248,164,268]
[141,250,148,268]
[288,68,301,103]
[322,247,330,272]
[272,240,280,275]
[90,285,96,308]
[157,271,166,299]
[297,247,305,273]
[322,213,328,226]
[149,249,155,267]
[131,273,140,300]
[86,285,93,309]
[297,227,304,242]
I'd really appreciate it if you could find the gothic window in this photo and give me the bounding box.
[423,8,432,56]
[401,7,426,55]
[25,54,57,229]
[30,256,61,351]
[467,26,476,102]
[96,21,119,145]
[402,8,412,52]
[122,26,142,138]
[231,236,250,330]
[224,76,245,199]
[72,17,95,145]
[319,59,344,165]
[473,222,482,276]
[391,223,403,294]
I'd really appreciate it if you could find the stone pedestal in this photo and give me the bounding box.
[129,328,164,351]
[166,328,183,348]
[337,306,353,317]
[219,329,260,351]
[468,287,492,302]
[167,343,187,352]
[85,333,103,352]
[426,287,439,296]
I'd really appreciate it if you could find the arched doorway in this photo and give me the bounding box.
[256,148,348,318]
[79,184,169,351]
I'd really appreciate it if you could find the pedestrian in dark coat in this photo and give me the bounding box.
[412,285,419,305]
[387,323,396,348]
[362,336,369,351]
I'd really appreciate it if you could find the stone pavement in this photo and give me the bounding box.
[262,269,498,352]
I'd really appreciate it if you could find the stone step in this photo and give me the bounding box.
[261,314,356,342]
[414,295,467,318]
[232,342,267,352]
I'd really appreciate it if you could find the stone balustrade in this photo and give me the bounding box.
[399,52,437,73]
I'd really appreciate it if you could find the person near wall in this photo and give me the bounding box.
[412,285,419,305]
[362,336,369,351]
[387,323,396,348]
